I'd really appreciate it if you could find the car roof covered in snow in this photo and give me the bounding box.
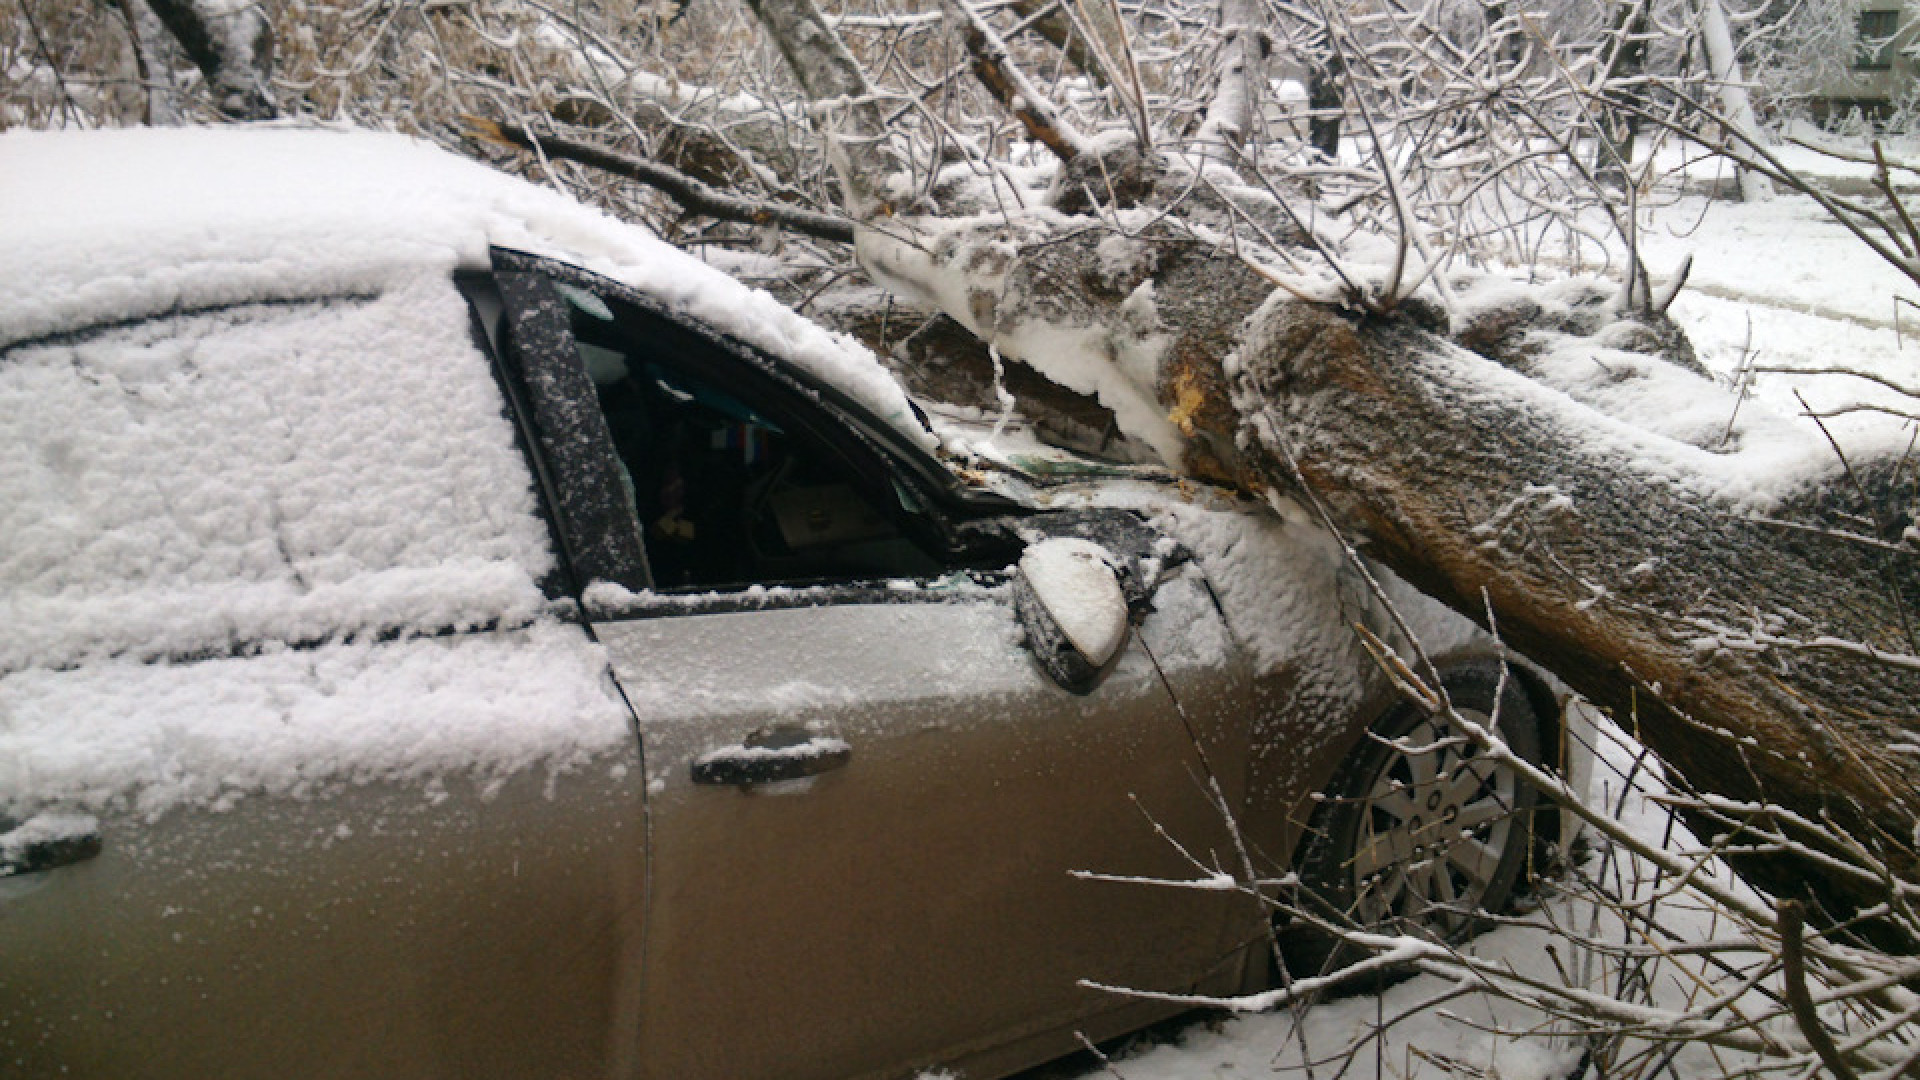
[0,124,932,451]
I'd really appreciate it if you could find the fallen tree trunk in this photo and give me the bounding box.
[872,219,1920,910]
[1227,296,1920,903]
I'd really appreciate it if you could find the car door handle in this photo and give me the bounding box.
[691,729,852,787]
[0,813,102,878]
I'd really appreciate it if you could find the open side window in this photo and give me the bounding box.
[562,281,943,590]
[479,252,996,605]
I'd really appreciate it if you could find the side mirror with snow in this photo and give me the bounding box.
[1012,537,1131,694]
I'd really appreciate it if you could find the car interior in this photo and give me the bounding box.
[558,281,944,591]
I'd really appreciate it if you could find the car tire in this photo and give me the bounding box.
[1281,664,1542,983]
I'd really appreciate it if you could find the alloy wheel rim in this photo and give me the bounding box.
[1347,709,1519,937]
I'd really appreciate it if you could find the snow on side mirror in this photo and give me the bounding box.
[1012,537,1131,694]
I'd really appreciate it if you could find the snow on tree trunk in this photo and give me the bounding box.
[743,0,1920,918]
[1224,296,1919,907]
[142,0,276,120]
[1697,0,1774,203]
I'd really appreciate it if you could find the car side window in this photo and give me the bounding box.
[541,275,943,592]
[3,289,556,670]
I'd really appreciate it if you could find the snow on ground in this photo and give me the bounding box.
[1037,155,1920,1080]
[1635,186,1920,436]
[1629,137,1920,424]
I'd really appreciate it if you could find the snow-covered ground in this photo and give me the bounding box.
[1033,162,1920,1080]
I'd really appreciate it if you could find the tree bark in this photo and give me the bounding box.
[111,0,185,125]
[1225,293,1920,914]
[1003,0,1108,88]
[943,0,1088,165]
[736,0,897,216]
[1192,0,1271,167]
[142,0,276,120]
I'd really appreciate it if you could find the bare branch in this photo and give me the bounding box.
[1781,900,1865,1080]
[941,0,1088,165]
[472,119,856,245]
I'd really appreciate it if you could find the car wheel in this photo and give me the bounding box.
[1282,665,1542,982]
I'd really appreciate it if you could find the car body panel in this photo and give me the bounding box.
[596,575,1251,1079]
[0,644,649,1079]
[486,249,1265,1077]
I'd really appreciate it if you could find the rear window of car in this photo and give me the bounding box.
[0,277,555,672]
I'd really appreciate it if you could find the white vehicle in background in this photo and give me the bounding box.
[0,127,1576,1080]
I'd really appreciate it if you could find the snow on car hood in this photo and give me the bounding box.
[0,125,932,452]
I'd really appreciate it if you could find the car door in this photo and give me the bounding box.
[486,256,1257,1080]
[0,283,651,1079]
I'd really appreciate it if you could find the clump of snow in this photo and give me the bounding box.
[994,313,1184,464]
[1525,331,1797,453]
[1246,280,1899,512]
[0,126,931,451]
[0,811,97,866]
[858,217,1185,465]
[0,622,631,822]
[1449,272,1814,456]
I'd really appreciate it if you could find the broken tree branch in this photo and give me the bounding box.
[472,119,857,244]
[142,0,277,120]
[942,0,1089,165]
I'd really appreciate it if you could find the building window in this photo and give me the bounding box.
[1857,10,1901,70]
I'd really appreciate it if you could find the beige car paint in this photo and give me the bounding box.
[0,734,649,1079]
[596,572,1256,1080]
[0,569,1315,1080]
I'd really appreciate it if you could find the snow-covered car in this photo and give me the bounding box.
[0,128,1570,1080]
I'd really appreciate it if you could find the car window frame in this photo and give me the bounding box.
[457,269,580,602]
[477,249,1027,611]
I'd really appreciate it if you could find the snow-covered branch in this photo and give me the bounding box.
[142,0,276,119]
[942,0,1089,164]
[474,119,856,244]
